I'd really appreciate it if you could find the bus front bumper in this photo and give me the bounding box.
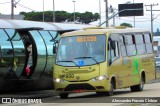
[54,77,111,94]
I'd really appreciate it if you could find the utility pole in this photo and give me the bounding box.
[11,0,14,19]
[43,0,44,22]
[109,5,115,27]
[53,0,55,22]
[99,0,101,25]
[104,0,108,27]
[73,1,76,23]
[145,3,159,35]
[133,0,135,27]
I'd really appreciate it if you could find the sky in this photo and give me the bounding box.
[1,0,160,32]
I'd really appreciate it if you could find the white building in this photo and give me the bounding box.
[153,36,160,57]
[0,15,24,20]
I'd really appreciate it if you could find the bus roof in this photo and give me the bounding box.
[61,27,151,37]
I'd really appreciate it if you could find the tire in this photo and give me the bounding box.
[96,80,114,96]
[60,93,68,99]
[106,80,114,96]
[130,75,144,92]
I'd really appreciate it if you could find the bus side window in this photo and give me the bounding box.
[110,40,119,62]
[135,34,146,55]
[125,35,137,56]
[144,34,153,54]
[120,36,127,57]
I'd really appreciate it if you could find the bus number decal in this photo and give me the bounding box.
[59,74,74,78]
[77,36,97,42]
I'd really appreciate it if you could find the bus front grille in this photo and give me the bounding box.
[64,84,95,91]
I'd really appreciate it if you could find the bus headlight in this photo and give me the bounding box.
[54,78,65,83]
[92,75,107,82]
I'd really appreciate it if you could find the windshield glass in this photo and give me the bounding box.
[56,35,106,66]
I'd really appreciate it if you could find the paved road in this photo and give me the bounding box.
[2,80,160,106]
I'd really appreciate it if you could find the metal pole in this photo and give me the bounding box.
[146,3,159,35]
[11,0,14,19]
[43,0,44,22]
[99,8,143,27]
[113,9,115,27]
[73,1,76,23]
[151,5,153,35]
[99,0,101,25]
[53,0,55,22]
[104,0,109,27]
[133,0,135,27]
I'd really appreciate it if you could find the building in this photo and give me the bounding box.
[153,36,160,57]
[0,15,24,20]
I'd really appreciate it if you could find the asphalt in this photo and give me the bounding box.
[0,78,160,99]
[0,90,56,99]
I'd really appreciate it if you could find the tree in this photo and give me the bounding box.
[120,22,133,28]
[19,11,100,24]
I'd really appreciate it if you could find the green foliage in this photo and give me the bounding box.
[120,22,133,28]
[19,11,100,24]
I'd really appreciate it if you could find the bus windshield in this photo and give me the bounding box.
[56,35,106,66]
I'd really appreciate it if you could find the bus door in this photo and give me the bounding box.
[108,35,125,88]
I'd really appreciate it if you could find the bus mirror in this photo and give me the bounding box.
[111,41,115,50]
[53,40,58,54]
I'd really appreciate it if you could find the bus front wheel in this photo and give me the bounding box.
[96,80,114,96]
[106,80,114,96]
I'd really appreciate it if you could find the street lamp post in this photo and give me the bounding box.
[73,0,76,23]
[43,0,44,22]
[53,0,55,22]
[104,0,109,27]
[11,0,14,19]
[133,0,135,27]
[99,0,101,25]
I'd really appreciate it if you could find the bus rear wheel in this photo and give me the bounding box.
[130,75,144,92]
[60,93,68,99]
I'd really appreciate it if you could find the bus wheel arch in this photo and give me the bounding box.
[130,71,145,92]
[106,76,116,96]
[111,77,116,89]
[141,71,146,84]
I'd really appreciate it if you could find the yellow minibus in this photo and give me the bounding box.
[53,27,155,99]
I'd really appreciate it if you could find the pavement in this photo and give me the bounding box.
[0,78,160,99]
[0,90,56,99]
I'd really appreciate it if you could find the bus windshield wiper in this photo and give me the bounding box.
[75,56,99,64]
[57,60,78,67]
